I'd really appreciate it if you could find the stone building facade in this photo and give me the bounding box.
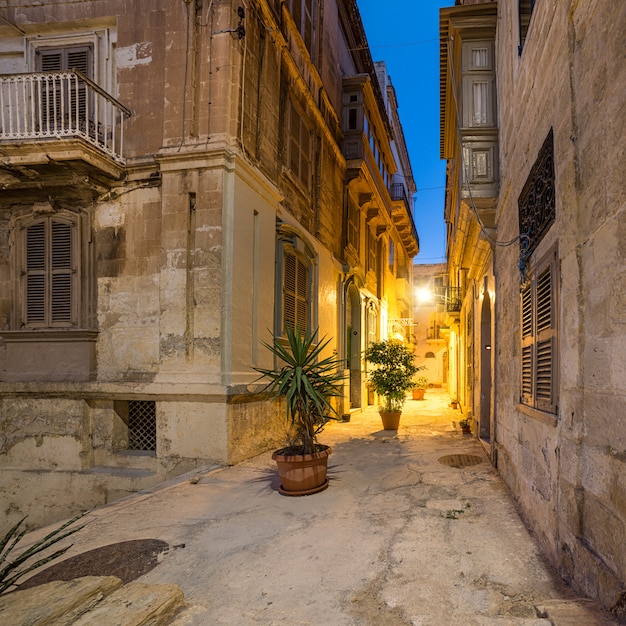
[0,0,418,531]
[440,0,626,613]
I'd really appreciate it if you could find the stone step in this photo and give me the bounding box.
[535,599,619,625]
[71,580,185,626]
[0,576,123,625]
[0,576,185,626]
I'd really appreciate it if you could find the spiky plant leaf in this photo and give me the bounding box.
[0,512,88,596]
[255,327,345,454]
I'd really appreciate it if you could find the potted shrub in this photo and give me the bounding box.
[364,339,420,430]
[255,327,344,496]
[411,375,429,400]
[459,417,472,434]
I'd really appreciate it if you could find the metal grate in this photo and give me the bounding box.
[128,400,156,451]
[438,454,484,468]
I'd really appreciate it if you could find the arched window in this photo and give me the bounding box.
[425,351,435,359]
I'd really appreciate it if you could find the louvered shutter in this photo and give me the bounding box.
[24,218,75,328]
[51,220,73,323]
[283,251,297,332]
[535,267,554,411]
[26,222,46,324]
[37,47,91,132]
[520,283,533,403]
[295,256,308,332]
[38,51,63,132]
[282,249,309,335]
[66,48,90,129]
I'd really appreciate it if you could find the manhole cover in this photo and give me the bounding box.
[438,454,484,468]
[18,538,171,590]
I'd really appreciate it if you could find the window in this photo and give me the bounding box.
[276,226,316,337]
[519,0,537,54]
[520,246,558,413]
[347,199,360,253]
[20,212,80,328]
[289,0,315,57]
[288,101,312,189]
[367,227,377,275]
[462,42,495,129]
[114,400,157,452]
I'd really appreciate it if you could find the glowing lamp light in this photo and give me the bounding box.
[416,287,433,304]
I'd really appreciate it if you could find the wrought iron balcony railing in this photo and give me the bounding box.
[0,70,131,163]
[434,286,462,312]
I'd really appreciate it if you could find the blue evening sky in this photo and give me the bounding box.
[358,0,451,264]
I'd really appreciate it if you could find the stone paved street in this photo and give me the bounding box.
[13,389,618,625]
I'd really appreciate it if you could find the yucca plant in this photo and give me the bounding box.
[255,327,345,455]
[0,512,87,596]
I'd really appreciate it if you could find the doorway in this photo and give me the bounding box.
[346,283,362,409]
[479,292,492,440]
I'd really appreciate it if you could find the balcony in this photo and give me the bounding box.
[0,70,131,200]
[390,183,419,257]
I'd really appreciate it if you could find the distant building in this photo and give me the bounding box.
[411,263,447,388]
[440,0,626,612]
[0,0,418,531]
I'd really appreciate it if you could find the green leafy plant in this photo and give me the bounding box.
[364,339,422,413]
[0,512,87,595]
[414,376,429,390]
[255,327,345,455]
[459,418,471,430]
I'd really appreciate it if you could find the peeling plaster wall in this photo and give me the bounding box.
[493,0,626,609]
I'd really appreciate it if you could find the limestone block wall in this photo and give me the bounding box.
[493,0,626,609]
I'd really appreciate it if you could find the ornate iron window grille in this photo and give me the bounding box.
[518,128,555,282]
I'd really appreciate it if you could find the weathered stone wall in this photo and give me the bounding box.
[494,0,626,609]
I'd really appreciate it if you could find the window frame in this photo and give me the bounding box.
[287,99,313,192]
[289,0,316,58]
[12,205,94,331]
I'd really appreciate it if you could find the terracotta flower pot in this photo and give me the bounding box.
[379,411,402,430]
[412,388,425,400]
[272,446,332,496]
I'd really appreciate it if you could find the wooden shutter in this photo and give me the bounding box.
[24,217,75,328]
[283,250,297,332]
[535,266,554,411]
[37,47,91,131]
[283,249,309,335]
[26,222,46,324]
[51,220,73,323]
[520,249,558,412]
[520,283,533,402]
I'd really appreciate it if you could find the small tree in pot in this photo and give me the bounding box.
[255,327,344,495]
[364,339,421,430]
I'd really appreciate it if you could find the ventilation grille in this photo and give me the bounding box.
[128,400,156,451]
